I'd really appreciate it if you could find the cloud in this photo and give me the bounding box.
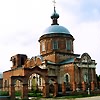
[79,0,100,22]
[58,0,100,23]
[57,0,100,74]
[73,20,100,75]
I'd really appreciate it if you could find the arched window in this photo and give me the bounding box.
[66,75,69,83]
[64,73,70,83]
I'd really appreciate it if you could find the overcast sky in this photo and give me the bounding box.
[0,0,100,75]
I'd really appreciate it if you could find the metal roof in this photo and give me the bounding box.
[44,25,70,34]
[59,58,74,64]
[47,58,74,65]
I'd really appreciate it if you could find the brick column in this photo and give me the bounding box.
[82,81,86,91]
[21,83,28,99]
[43,83,49,97]
[72,82,76,91]
[9,84,15,100]
[91,81,95,91]
[62,82,66,95]
[53,82,58,97]
[42,85,45,96]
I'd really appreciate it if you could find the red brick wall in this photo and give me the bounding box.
[40,37,74,55]
[64,64,75,83]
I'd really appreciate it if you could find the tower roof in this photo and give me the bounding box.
[43,25,70,34]
[40,0,73,37]
[43,1,70,35]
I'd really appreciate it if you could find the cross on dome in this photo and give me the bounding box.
[51,0,59,25]
[52,0,56,12]
[52,0,56,8]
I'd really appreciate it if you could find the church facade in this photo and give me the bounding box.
[2,5,98,99]
[38,8,97,92]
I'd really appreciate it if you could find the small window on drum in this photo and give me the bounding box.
[52,40,58,50]
[66,40,71,50]
[42,42,45,51]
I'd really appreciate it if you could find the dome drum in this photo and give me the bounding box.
[39,33,74,42]
[39,7,75,56]
[39,25,74,42]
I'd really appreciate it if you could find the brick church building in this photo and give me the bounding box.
[2,4,97,100]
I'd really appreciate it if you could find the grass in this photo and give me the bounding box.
[28,89,42,97]
[1,90,100,100]
[15,91,21,96]
[15,94,100,100]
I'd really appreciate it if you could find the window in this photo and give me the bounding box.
[21,57,24,65]
[65,75,69,83]
[66,40,71,50]
[84,74,88,82]
[53,40,58,49]
[64,73,70,83]
[42,42,45,51]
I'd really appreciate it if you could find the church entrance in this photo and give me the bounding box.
[48,77,58,97]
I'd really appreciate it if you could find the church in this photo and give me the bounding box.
[2,2,98,100]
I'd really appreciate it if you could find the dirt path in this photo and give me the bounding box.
[36,96,100,100]
[76,96,100,100]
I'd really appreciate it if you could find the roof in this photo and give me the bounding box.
[43,25,70,34]
[47,58,75,65]
[60,58,75,64]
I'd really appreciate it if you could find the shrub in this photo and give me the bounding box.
[0,91,9,96]
[28,89,42,97]
[15,91,21,96]
[28,92,42,97]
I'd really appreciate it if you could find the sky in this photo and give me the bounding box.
[0,0,100,75]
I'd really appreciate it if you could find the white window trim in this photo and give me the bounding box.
[64,73,70,83]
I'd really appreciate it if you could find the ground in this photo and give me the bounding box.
[76,96,100,100]
[29,96,100,100]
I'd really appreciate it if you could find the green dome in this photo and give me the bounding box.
[51,11,59,19]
